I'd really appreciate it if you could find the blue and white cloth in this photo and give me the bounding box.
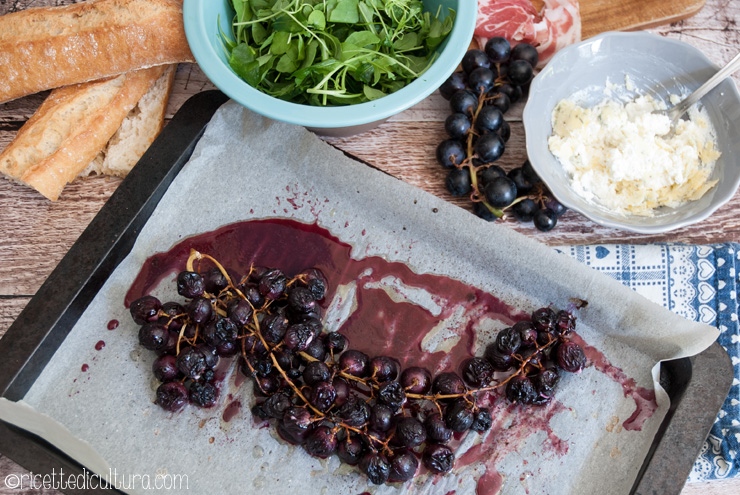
[559,243,740,480]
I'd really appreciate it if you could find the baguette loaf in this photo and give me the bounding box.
[0,66,166,201]
[0,0,193,104]
[82,64,177,178]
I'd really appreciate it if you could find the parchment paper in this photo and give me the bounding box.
[2,101,719,494]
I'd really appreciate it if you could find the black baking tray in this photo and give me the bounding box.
[0,90,733,495]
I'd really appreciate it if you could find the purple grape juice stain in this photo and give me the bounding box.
[95,340,105,351]
[107,319,119,330]
[81,364,89,372]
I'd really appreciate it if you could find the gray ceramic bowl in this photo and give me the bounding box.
[523,31,740,233]
[184,0,476,137]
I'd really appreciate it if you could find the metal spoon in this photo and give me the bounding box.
[660,51,740,125]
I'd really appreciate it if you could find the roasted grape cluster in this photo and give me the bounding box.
[436,37,567,231]
[129,251,587,485]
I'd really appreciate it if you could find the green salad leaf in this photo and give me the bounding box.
[223,0,455,106]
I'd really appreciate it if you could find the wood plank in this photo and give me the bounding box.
[581,0,707,39]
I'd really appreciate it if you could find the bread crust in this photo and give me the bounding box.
[0,66,166,200]
[0,0,193,104]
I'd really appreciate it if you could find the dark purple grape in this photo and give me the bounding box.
[187,296,212,324]
[474,201,498,222]
[556,341,587,373]
[439,71,467,100]
[512,198,538,222]
[303,361,332,386]
[460,357,494,387]
[488,92,510,114]
[399,366,432,394]
[521,159,541,183]
[532,368,560,398]
[436,139,467,168]
[424,413,452,443]
[287,286,317,314]
[468,67,496,94]
[432,372,466,398]
[475,106,504,133]
[532,307,556,332]
[483,176,516,207]
[360,453,391,485]
[499,119,511,141]
[423,444,454,474]
[309,381,337,412]
[203,316,238,347]
[217,340,238,357]
[533,208,558,232]
[515,320,538,348]
[251,402,269,420]
[302,336,328,362]
[369,403,394,432]
[377,381,407,411]
[511,42,539,67]
[227,298,253,326]
[446,168,472,197]
[461,49,490,74]
[471,408,493,432]
[260,391,292,419]
[259,313,288,344]
[338,435,365,465]
[496,326,522,355]
[369,356,400,383]
[254,374,280,395]
[478,164,506,186]
[245,354,272,377]
[298,268,327,301]
[152,354,179,382]
[177,271,205,298]
[508,167,534,194]
[444,399,475,432]
[338,396,370,427]
[388,451,419,483]
[159,301,185,332]
[304,425,337,458]
[324,332,348,354]
[545,196,568,217]
[198,343,219,368]
[339,349,370,377]
[188,381,218,408]
[176,346,207,378]
[155,381,188,412]
[507,59,533,85]
[394,417,426,448]
[444,112,471,139]
[138,322,169,351]
[333,377,350,406]
[243,333,268,357]
[505,375,538,404]
[130,295,161,325]
[555,310,576,336]
[485,36,511,63]
[283,322,316,351]
[241,283,264,307]
[279,406,312,445]
[497,82,523,104]
[258,269,287,300]
[449,90,478,116]
[203,267,228,294]
[274,348,300,373]
[475,132,505,163]
[484,342,514,371]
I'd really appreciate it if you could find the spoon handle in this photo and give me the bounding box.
[668,51,740,122]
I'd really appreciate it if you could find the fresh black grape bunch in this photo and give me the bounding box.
[436,37,567,232]
[129,251,587,486]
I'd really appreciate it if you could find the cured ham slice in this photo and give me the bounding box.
[476,0,581,66]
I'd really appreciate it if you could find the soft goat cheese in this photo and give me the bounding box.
[547,93,721,216]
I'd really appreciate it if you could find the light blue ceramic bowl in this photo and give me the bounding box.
[184,0,476,136]
[523,31,740,234]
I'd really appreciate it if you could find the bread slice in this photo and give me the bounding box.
[0,66,166,201]
[81,64,176,178]
[0,0,193,104]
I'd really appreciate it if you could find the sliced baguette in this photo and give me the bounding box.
[0,0,193,104]
[81,64,177,178]
[0,66,166,201]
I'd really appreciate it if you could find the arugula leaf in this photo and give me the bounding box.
[329,0,360,23]
[229,43,261,86]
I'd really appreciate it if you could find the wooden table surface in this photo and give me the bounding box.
[1,0,739,494]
